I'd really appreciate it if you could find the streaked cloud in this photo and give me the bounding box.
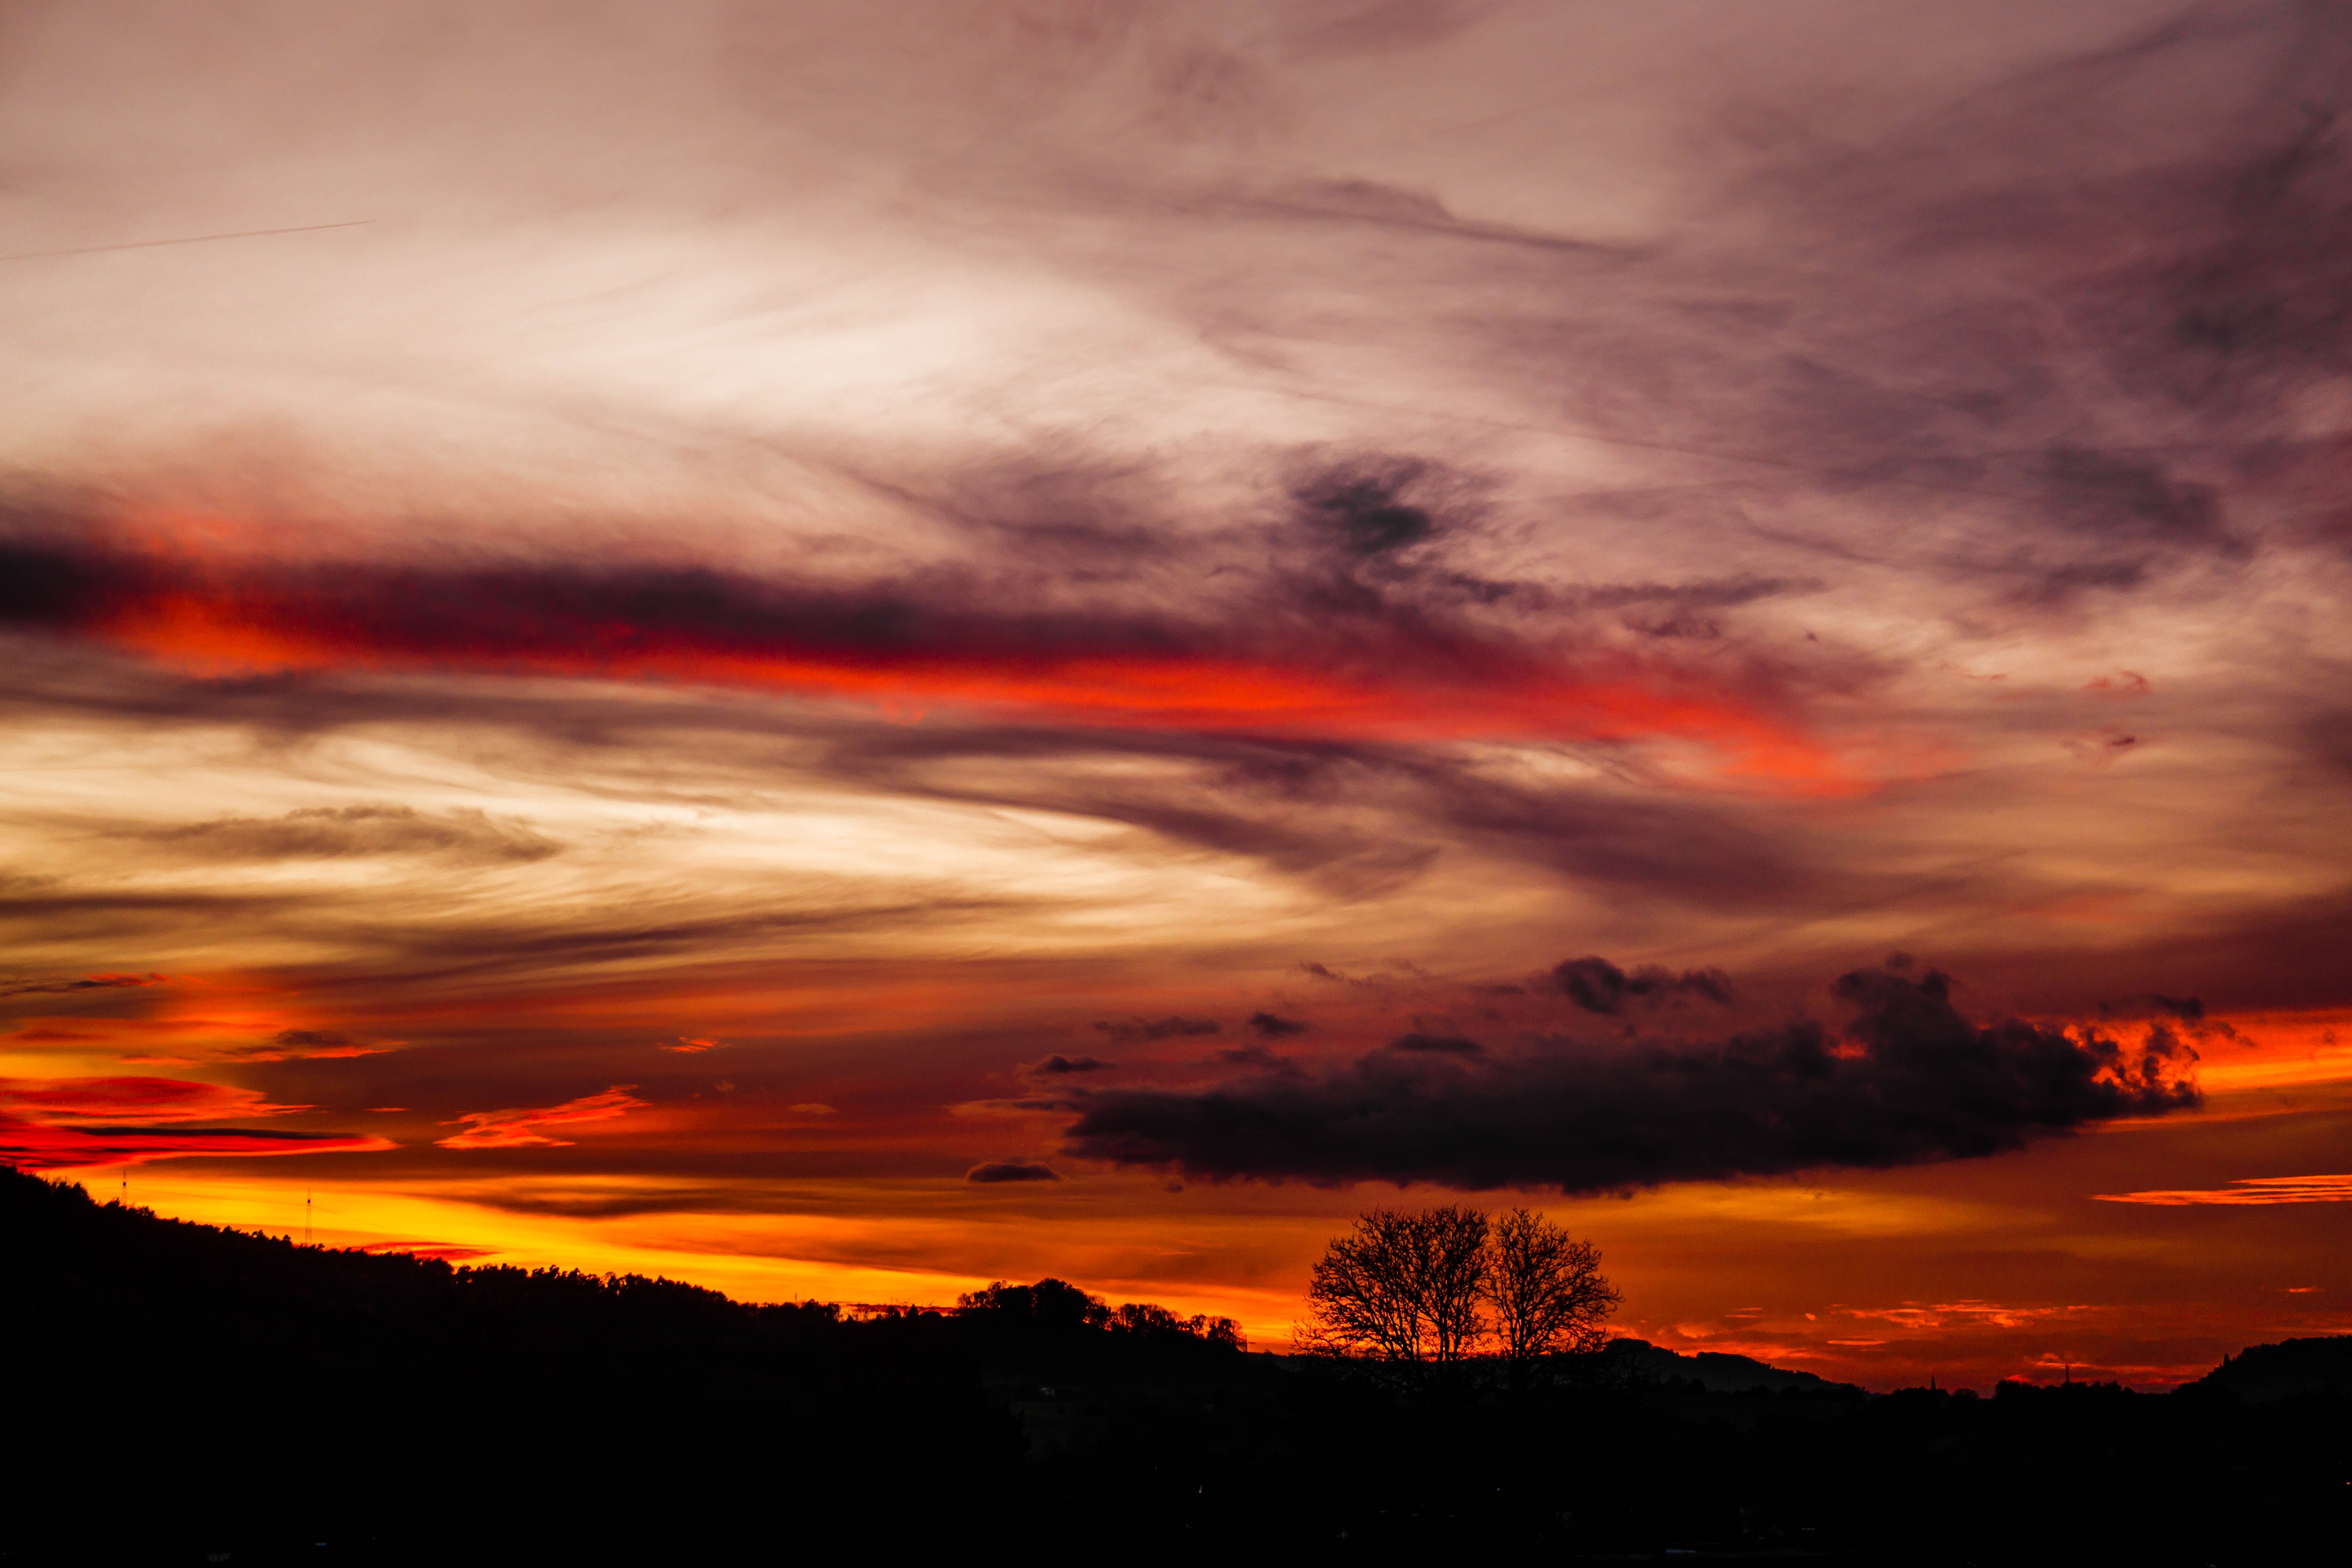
[437,1087,650,1150]
[2,1074,311,1124]
[2095,1174,2352,1206]
[0,1074,392,1170]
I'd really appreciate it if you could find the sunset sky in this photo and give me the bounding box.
[5,0,2350,1390]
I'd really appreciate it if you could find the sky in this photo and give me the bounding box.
[4,0,2350,1390]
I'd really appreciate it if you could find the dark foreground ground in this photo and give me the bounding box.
[5,1164,2347,1565]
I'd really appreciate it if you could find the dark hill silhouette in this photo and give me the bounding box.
[2190,1334,2352,1401]
[2,1164,1018,1561]
[1602,1336,1861,1395]
[5,1162,2348,1565]
[0,1165,1248,1563]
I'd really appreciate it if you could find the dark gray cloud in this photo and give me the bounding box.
[1552,956,1735,1014]
[312,896,1025,992]
[1212,1043,1298,1072]
[0,879,310,946]
[1093,1016,1221,1043]
[137,806,561,864]
[2100,994,2207,1022]
[1386,1031,1483,1055]
[1291,454,1463,556]
[966,1160,1059,1185]
[1247,1011,1308,1036]
[1024,1054,1116,1076]
[1062,965,2200,1191]
[0,972,160,1000]
[813,722,1873,912]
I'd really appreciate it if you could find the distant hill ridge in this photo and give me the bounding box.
[1608,1332,2352,1401]
[2190,1334,2352,1401]
[1602,1336,1862,1394]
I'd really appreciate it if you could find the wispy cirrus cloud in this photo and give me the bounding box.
[220,1029,392,1062]
[132,806,561,865]
[436,1086,649,1150]
[1,1075,310,1125]
[0,973,162,1000]
[2095,1174,2352,1206]
[0,511,1858,794]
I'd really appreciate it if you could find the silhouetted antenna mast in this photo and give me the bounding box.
[305,1187,312,1246]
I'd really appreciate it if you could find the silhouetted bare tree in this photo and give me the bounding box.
[1300,1205,1490,1362]
[1301,1204,1616,1370]
[1417,1204,1491,1361]
[1483,1207,1620,1365]
[1301,1208,1423,1359]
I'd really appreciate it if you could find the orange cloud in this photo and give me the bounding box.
[0,971,419,1068]
[223,1029,393,1062]
[1840,1300,2090,1331]
[2094,1174,2352,1205]
[436,1086,648,1150]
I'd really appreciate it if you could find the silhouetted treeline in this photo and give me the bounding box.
[3,1167,1016,1562]
[957,1276,1244,1348]
[2192,1333,2352,1402]
[5,1164,2347,1564]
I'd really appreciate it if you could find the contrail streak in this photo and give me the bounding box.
[0,220,373,264]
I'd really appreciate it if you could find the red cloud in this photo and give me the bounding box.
[0,1074,305,1124]
[0,1118,394,1171]
[7,537,1862,795]
[0,1075,395,1171]
[436,1086,647,1149]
